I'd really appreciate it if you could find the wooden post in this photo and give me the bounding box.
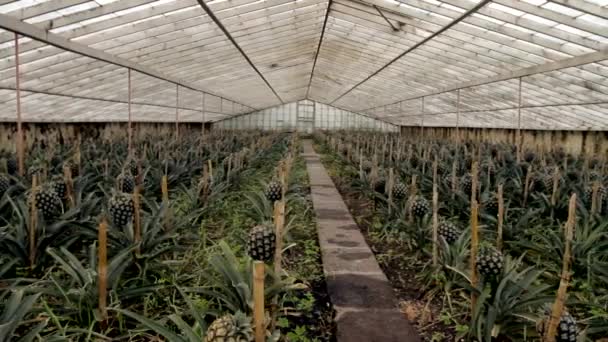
[420,97,425,142]
[388,168,394,216]
[29,175,38,268]
[201,92,206,141]
[63,165,74,209]
[128,68,133,155]
[544,194,576,342]
[550,167,560,208]
[516,77,523,163]
[274,200,285,274]
[175,84,179,142]
[133,186,141,254]
[208,160,213,182]
[451,159,458,200]
[591,181,600,214]
[456,89,461,143]
[408,175,417,223]
[432,158,439,267]
[523,165,532,207]
[253,261,265,342]
[471,162,479,204]
[98,218,108,322]
[14,33,24,177]
[497,184,504,251]
[161,175,170,227]
[470,200,479,313]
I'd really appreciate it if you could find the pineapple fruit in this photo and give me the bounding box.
[393,182,407,200]
[411,196,430,219]
[438,221,459,244]
[265,181,282,202]
[0,173,9,196]
[205,312,253,342]
[476,246,504,278]
[118,171,136,194]
[247,224,276,263]
[109,193,135,227]
[34,186,63,221]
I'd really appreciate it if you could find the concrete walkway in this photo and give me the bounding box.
[303,140,420,342]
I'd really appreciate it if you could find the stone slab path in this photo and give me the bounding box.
[303,140,420,342]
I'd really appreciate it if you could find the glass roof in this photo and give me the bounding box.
[0,0,605,127]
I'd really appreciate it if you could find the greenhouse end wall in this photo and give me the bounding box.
[214,100,398,132]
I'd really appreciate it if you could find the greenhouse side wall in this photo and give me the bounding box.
[0,122,210,152]
[400,126,608,156]
[214,100,398,132]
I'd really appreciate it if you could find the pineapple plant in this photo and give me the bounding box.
[205,312,254,342]
[0,173,9,196]
[0,158,9,196]
[6,156,18,176]
[264,180,282,202]
[476,246,504,278]
[51,176,67,200]
[461,174,472,195]
[117,171,136,193]
[483,196,499,214]
[438,221,459,244]
[411,196,430,219]
[524,150,536,163]
[109,193,135,227]
[247,224,276,263]
[393,182,407,200]
[374,176,386,194]
[555,312,578,342]
[34,185,63,221]
[538,310,578,342]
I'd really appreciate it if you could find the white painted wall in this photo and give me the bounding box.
[214,100,398,132]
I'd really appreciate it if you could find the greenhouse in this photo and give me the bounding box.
[0,0,606,341]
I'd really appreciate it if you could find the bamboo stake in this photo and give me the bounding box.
[161,175,170,227]
[471,162,479,204]
[63,165,74,209]
[408,175,417,223]
[29,175,38,268]
[523,165,532,207]
[451,160,458,200]
[98,218,108,322]
[253,261,265,342]
[388,168,394,216]
[274,200,285,274]
[432,157,439,267]
[133,186,141,255]
[544,194,576,342]
[550,167,560,208]
[591,181,600,215]
[497,184,504,251]
[470,200,479,313]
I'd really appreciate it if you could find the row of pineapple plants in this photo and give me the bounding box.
[315,131,607,342]
[0,130,332,341]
